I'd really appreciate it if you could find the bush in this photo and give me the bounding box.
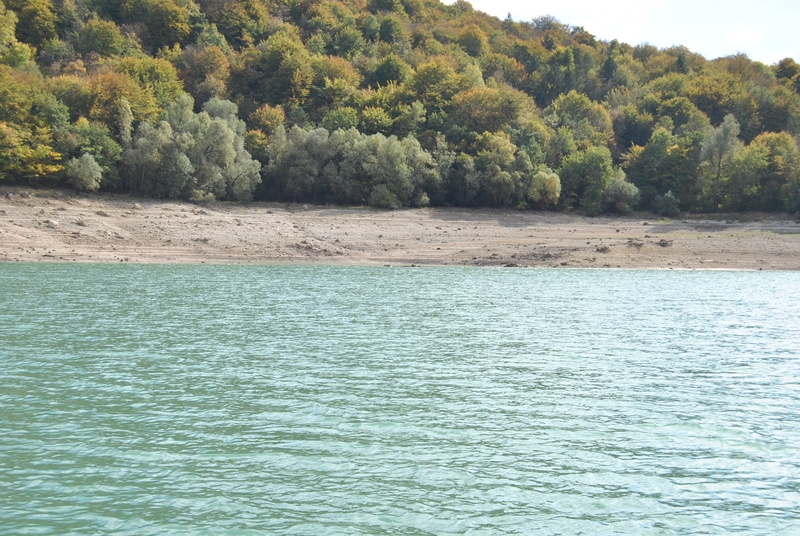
[65,154,102,191]
[654,190,681,217]
[369,184,400,208]
[604,177,640,214]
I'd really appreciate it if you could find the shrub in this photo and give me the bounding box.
[65,154,102,191]
[604,177,640,214]
[654,190,681,217]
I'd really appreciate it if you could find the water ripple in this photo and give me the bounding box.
[2,265,799,535]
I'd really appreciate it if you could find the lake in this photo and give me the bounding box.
[1,264,799,535]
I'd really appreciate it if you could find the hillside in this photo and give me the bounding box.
[2,0,800,215]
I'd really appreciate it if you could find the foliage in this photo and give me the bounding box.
[654,190,680,217]
[604,174,640,214]
[559,146,615,214]
[0,0,797,213]
[123,94,260,200]
[65,153,102,191]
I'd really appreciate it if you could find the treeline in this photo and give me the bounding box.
[2,0,800,214]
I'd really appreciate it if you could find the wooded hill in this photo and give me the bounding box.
[3,0,800,215]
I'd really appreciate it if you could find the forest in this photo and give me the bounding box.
[2,0,800,215]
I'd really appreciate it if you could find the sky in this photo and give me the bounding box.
[445,0,798,65]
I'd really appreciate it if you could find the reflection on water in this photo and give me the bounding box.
[1,264,799,535]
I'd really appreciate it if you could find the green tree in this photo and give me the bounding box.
[0,1,35,67]
[360,106,393,134]
[174,44,230,103]
[546,90,613,150]
[65,153,102,191]
[457,24,488,57]
[322,107,358,132]
[612,105,654,152]
[121,0,192,50]
[369,53,411,87]
[558,145,615,214]
[241,31,314,106]
[5,0,57,48]
[526,169,561,208]
[124,94,260,200]
[77,19,134,58]
[0,0,16,45]
[331,25,366,59]
[378,15,405,44]
[367,0,404,15]
[449,86,523,134]
[472,132,518,206]
[113,56,184,109]
[407,61,466,111]
[686,73,739,125]
[750,132,800,211]
[698,113,740,209]
[723,143,768,211]
[604,173,640,213]
[55,117,123,188]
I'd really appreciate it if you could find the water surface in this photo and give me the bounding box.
[2,264,799,535]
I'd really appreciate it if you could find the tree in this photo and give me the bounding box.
[240,31,314,106]
[175,44,230,103]
[612,105,654,151]
[360,106,393,134]
[378,15,405,44]
[449,86,522,134]
[65,153,102,191]
[558,145,615,214]
[322,107,358,132]
[775,58,800,81]
[331,26,366,59]
[0,121,62,182]
[249,103,285,137]
[657,97,708,133]
[121,0,192,50]
[547,90,614,151]
[123,94,260,200]
[604,173,640,213]
[624,126,704,210]
[5,0,57,48]
[457,24,488,57]
[686,73,739,125]
[0,0,35,67]
[87,68,161,126]
[0,0,16,46]
[113,56,184,109]
[749,132,800,211]
[407,61,466,111]
[0,65,62,182]
[369,54,411,87]
[723,143,768,211]
[698,113,740,209]
[77,19,134,58]
[472,132,519,207]
[527,169,561,208]
[55,117,123,188]
[368,0,404,14]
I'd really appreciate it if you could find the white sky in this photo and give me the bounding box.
[446,0,799,65]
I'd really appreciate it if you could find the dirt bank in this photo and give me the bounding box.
[2,189,799,269]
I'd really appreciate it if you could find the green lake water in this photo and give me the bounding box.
[1,264,799,535]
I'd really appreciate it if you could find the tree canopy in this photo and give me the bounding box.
[1,0,799,213]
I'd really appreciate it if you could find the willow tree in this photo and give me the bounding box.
[699,114,740,209]
[124,94,261,201]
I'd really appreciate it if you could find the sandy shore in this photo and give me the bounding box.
[2,189,799,270]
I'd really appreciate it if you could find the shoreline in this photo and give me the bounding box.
[2,189,799,270]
